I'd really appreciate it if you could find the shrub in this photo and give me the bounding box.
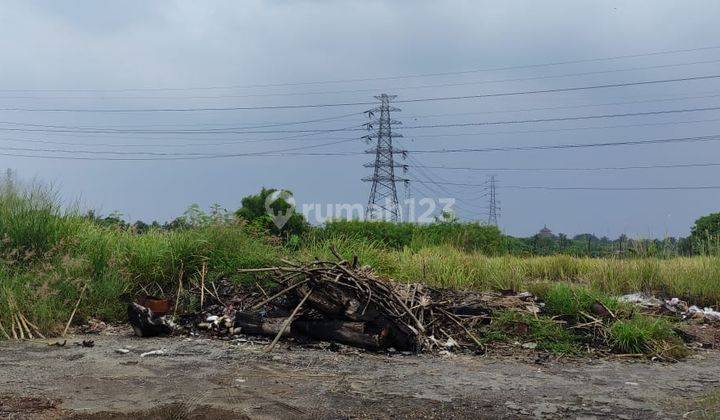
[0,173,78,259]
[608,316,687,358]
[315,220,504,254]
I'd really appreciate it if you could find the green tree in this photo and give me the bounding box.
[235,188,308,238]
[690,212,720,254]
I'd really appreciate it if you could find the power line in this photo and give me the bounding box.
[400,105,720,130]
[404,117,720,140]
[408,180,720,191]
[2,74,719,113]
[0,111,364,131]
[3,89,717,135]
[407,133,720,154]
[0,138,359,158]
[3,44,719,92]
[1,115,717,149]
[0,150,358,161]
[404,92,720,119]
[395,75,720,105]
[409,162,720,172]
[4,104,720,135]
[5,57,720,101]
[2,132,720,161]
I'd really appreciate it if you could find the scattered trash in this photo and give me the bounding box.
[115,348,130,354]
[128,303,175,337]
[522,342,538,350]
[48,340,67,347]
[74,340,95,348]
[444,337,459,349]
[137,296,171,317]
[80,319,107,334]
[687,306,720,322]
[619,293,720,324]
[140,349,166,358]
[618,293,663,308]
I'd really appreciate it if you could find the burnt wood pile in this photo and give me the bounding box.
[130,249,539,353]
[227,250,539,352]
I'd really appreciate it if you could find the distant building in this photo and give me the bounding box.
[537,225,554,239]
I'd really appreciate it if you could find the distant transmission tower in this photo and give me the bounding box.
[487,175,500,226]
[363,94,408,221]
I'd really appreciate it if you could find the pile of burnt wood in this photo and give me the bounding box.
[130,250,539,352]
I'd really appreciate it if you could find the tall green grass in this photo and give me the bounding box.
[314,220,505,254]
[299,241,720,306]
[0,176,282,335]
[1,174,719,339]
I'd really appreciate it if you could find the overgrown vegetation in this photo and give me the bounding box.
[481,310,584,355]
[0,177,712,359]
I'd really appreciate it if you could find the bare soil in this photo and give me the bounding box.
[1,328,719,419]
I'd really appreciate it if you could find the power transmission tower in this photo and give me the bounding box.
[363,94,408,221]
[487,175,500,226]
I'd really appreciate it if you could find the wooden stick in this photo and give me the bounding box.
[19,312,45,339]
[199,263,207,310]
[14,315,25,339]
[211,281,223,306]
[255,282,269,298]
[266,289,313,353]
[237,267,286,273]
[17,313,33,339]
[438,308,484,350]
[250,279,310,310]
[0,319,10,340]
[203,282,223,306]
[10,316,17,340]
[63,283,88,337]
[173,264,184,318]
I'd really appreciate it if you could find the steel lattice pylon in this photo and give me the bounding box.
[363,94,408,221]
[487,175,500,226]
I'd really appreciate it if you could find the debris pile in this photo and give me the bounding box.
[144,251,539,352]
[619,293,720,323]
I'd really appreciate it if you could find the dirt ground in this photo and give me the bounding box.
[1,328,719,419]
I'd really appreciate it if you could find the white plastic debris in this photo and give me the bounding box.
[140,349,166,357]
[206,315,219,323]
[703,307,720,322]
[444,337,458,349]
[684,305,720,322]
[618,293,663,307]
[114,348,130,354]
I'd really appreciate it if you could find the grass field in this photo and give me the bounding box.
[0,179,716,357]
[302,237,720,306]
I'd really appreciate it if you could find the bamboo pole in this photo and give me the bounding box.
[0,319,10,340]
[63,283,88,337]
[266,289,313,353]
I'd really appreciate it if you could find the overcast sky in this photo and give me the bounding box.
[1,0,720,237]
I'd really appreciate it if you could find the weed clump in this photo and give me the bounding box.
[609,316,688,359]
[541,283,624,320]
[482,310,584,355]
